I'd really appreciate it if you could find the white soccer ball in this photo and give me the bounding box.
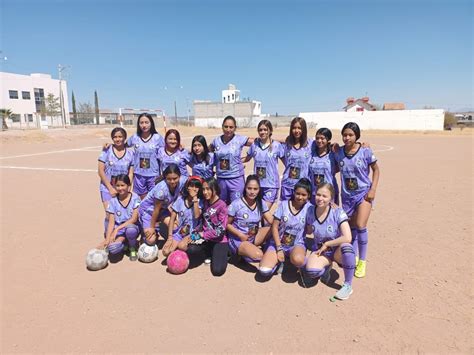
[138,243,159,263]
[86,248,108,271]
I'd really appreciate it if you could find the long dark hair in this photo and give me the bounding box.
[136,113,158,137]
[286,116,308,147]
[191,135,211,165]
[204,177,220,200]
[156,163,181,185]
[243,174,264,226]
[165,129,181,150]
[182,176,204,200]
[257,119,274,153]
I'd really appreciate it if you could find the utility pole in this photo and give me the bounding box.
[58,64,69,128]
[174,100,178,123]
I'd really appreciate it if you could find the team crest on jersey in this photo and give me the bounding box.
[300,216,305,224]
[327,225,334,233]
[310,158,314,164]
[243,213,249,219]
[135,144,140,148]
[116,211,122,217]
[339,161,344,167]
[180,211,184,217]
[109,161,114,166]
[283,216,289,222]
[157,190,164,198]
[286,151,291,157]
[235,192,241,198]
[215,145,220,151]
[174,156,180,162]
[304,152,309,158]
[356,158,363,167]
[265,190,272,197]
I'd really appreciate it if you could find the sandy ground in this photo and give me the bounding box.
[0,125,473,354]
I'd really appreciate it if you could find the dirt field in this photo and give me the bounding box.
[1,125,472,354]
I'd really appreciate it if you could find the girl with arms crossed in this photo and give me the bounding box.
[334,122,380,278]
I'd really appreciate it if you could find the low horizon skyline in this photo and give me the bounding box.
[2,0,472,115]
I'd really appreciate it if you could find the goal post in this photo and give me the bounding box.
[118,108,167,133]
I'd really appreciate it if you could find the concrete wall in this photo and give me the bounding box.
[298,109,445,131]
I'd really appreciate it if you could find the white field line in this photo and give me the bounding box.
[371,144,395,152]
[0,166,95,172]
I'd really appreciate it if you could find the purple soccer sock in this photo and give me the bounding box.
[103,218,109,234]
[357,228,368,260]
[351,227,359,257]
[125,225,139,249]
[340,243,356,285]
[305,267,325,279]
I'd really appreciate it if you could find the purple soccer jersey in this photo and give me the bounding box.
[171,196,203,237]
[308,149,339,198]
[189,152,215,179]
[281,139,314,189]
[202,199,228,243]
[106,192,141,226]
[98,146,134,193]
[246,140,284,188]
[228,198,270,240]
[334,145,377,214]
[306,205,349,251]
[139,175,187,219]
[157,147,190,177]
[127,133,164,177]
[272,200,312,249]
[211,134,248,178]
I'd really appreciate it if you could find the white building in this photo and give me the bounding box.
[0,71,70,129]
[194,84,262,127]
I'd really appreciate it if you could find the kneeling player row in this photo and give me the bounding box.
[90,171,358,301]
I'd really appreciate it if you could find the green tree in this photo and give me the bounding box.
[94,90,100,125]
[43,93,61,122]
[0,108,13,130]
[71,91,77,124]
[444,112,457,130]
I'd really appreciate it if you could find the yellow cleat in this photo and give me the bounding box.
[354,259,366,278]
[355,256,359,265]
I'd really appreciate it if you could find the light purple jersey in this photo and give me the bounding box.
[157,147,190,177]
[171,196,203,236]
[211,134,248,178]
[106,192,141,226]
[98,146,134,193]
[202,199,228,243]
[308,149,339,197]
[281,139,314,189]
[228,198,269,239]
[306,205,349,250]
[189,153,215,179]
[272,200,312,248]
[139,175,187,217]
[127,133,164,177]
[246,140,284,188]
[334,145,377,202]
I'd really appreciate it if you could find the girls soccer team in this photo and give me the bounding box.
[95,115,380,300]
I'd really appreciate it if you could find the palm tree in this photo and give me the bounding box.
[0,108,13,131]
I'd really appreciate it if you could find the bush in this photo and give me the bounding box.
[444,112,457,130]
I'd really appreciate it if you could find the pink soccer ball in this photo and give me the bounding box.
[167,250,190,275]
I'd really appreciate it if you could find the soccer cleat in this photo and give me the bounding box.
[355,256,359,265]
[354,259,366,278]
[335,283,353,300]
[320,265,332,284]
[129,248,138,262]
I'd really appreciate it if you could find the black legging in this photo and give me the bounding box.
[187,241,229,277]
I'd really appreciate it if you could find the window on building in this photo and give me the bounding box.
[228,95,230,102]
[11,114,21,122]
[232,94,234,100]
[22,91,31,100]
[25,114,33,122]
[356,107,364,112]
[223,97,226,103]
[34,88,45,112]
[9,90,19,99]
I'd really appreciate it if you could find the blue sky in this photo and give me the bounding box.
[1,0,472,115]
